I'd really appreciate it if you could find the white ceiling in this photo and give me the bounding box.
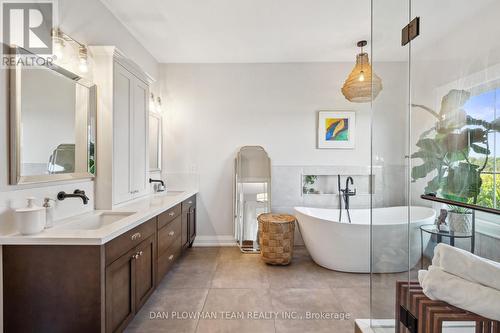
[100,0,496,64]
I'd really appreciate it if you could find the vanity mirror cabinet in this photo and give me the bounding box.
[8,46,97,185]
[91,46,151,209]
[3,195,197,333]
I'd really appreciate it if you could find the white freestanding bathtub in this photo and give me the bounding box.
[294,206,436,273]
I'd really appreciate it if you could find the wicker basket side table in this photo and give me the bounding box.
[257,213,296,265]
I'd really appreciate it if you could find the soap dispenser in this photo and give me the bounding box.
[43,198,56,229]
[14,197,46,235]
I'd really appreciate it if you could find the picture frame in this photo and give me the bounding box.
[317,111,355,149]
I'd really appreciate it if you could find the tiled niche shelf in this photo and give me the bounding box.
[301,174,375,196]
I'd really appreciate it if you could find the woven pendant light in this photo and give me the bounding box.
[341,40,382,103]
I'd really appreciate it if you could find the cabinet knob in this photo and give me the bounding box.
[132,253,139,260]
[168,231,175,236]
[188,201,193,204]
[168,212,175,217]
[168,254,174,261]
[139,251,143,256]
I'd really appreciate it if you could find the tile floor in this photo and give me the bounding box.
[126,246,407,333]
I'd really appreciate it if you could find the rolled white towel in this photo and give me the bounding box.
[432,243,500,291]
[418,269,428,285]
[420,265,500,321]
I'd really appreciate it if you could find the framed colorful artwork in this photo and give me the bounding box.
[317,111,355,149]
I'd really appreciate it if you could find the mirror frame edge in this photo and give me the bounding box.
[148,111,162,173]
[8,46,97,185]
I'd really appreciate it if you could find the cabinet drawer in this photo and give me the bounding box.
[157,204,181,230]
[158,216,181,256]
[157,237,182,282]
[105,218,156,265]
[181,196,196,213]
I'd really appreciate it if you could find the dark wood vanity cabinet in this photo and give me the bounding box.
[156,205,183,282]
[182,195,197,249]
[105,247,136,333]
[105,233,156,332]
[2,195,197,333]
[103,218,158,333]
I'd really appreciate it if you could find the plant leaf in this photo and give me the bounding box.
[439,90,471,117]
[424,175,442,194]
[442,163,482,200]
[411,161,438,181]
[470,144,490,155]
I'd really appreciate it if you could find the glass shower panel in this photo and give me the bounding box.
[408,0,500,332]
[410,0,500,266]
[371,1,500,331]
[370,0,410,331]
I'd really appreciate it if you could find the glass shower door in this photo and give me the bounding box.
[370,0,411,331]
[371,0,500,332]
[408,0,500,331]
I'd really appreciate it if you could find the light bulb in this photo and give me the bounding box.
[78,46,88,73]
[79,58,88,73]
[53,38,64,60]
[359,71,365,82]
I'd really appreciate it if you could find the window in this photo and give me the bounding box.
[463,87,500,210]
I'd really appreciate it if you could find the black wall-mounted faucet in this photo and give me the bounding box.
[343,176,356,210]
[149,178,165,187]
[57,189,89,205]
[149,178,166,192]
[338,176,356,223]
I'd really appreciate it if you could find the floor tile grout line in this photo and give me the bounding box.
[194,247,220,333]
[193,288,211,333]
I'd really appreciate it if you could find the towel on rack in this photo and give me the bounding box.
[418,266,500,321]
[432,243,500,291]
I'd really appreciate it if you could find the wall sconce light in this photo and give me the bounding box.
[157,96,162,112]
[52,28,65,60]
[51,27,89,74]
[150,93,157,113]
[78,46,89,73]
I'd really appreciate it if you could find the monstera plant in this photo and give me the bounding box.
[411,89,500,207]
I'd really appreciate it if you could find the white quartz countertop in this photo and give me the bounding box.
[0,188,198,246]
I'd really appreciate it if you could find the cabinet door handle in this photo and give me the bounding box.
[139,251,143,256]
[188,201,193,204]
[131,232,142,241]
[132,253,139,260]
[168,231,175,236]
[168,212,175,217]
[168,254,174,261]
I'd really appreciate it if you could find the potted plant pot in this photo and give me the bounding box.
[447,210,472,233]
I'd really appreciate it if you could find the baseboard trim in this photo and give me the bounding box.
[192,235,237,247]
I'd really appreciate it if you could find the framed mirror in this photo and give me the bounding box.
[9,47,96,185]
[149,112,162,172]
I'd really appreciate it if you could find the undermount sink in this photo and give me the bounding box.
[57,211,135,231]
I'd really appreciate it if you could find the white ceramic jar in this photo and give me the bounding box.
[15,197,46,235]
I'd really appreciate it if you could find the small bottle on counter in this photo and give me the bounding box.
[43,198,56,229]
